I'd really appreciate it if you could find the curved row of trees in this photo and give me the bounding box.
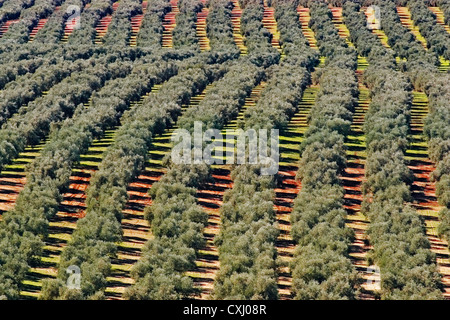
[0,0,34,24]
[345,1,443,299]
[0,54,94,125]
[0,50,146,174]
[288,1,359,300]
[101,0,142,46]
[240,0,279,67]
[0,0,62,44]
[241,0,318,130]
[207,0,240,61]
[0,56,44,89]
[125,60,263,300]
[33,0,90,44]
[136,0,171,48]
[0,53,154,300]
[213,1,316,300]
[66,0,114,45]
[40,56,227,300]
[172,0,203,51]
[407,0,450,61]
[437,0,450,26]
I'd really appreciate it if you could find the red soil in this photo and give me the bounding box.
[193,169,231,299]
[105,167,164,299]
[0,176,26,214]
[274,169,301,299]
[262,4,281,52]
[94,1,120,44]
[129,1,148,46]
[61,3,91,42]
[196,5,209,51]
[162,0,179,48]
[0,19,19,37]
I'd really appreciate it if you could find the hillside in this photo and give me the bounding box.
[0,0,449,301]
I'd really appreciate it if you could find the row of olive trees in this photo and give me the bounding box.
[0,0,34,24]
[344,1,444,299]
[125,60,264,300]
[32,0,90,44]
[0,52,151,300]
[136,0,171,48]
[0,50,156,173]
[101,0,143,46]
[18,57,177,301]
[240,0,280,67]
[172,0,203,51]
[66,0,115,45]
[0,54,93,125]
[0,0,62,44]
[0,56,44,89]
[213,1,317,300]
[407,0,450,61]
[206,0,241,61]
[437,0,450,26]
[288,0,359,300]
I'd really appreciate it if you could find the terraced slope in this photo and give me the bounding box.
[275,85,318,300]
[330,7,378,299]
[397,6,450,72]
[196,1,210,51]
[406,91,450,299]
[104,84,212,299]
[162,0,179,48]
[94,1,120,44]
[429,6,450,34]
[129,0,148,46]
[191,82,267,299]
[230,0,247,55]
[262,1,281,54]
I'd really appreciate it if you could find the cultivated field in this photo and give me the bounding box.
[0,0,449,300]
